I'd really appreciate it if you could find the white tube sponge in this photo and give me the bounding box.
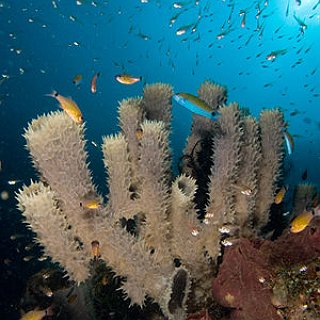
[22,111,109,284]
[255,109,284,229]
[117,97,144,187]
[102,133,135,220]
[17,109,185,317]
[233,116,261,234]
[21,113,174,308]
[23,111,100,234]
[203,103,242,259]
[170,174,204,271]
[16,181,90,282]
[137,120,172,267]
[205,103,242,225]
[96,225,170,307]
[96,225,187,318]
[160,267,191,320]
[142,83,173,129]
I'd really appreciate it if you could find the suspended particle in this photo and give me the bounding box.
[1,190,9,200]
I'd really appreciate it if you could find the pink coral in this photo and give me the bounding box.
[212,239,281,320]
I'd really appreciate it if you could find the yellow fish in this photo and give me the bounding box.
[47,91,83,124]
[135,128,143,140]
[290,210,314,233]
[115,74,142,85]
[20,307,53,320]
[80,198,101,209]
[274,185,288,204]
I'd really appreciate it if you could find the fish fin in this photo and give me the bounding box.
[96,72,100,77]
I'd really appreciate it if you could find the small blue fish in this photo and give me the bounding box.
[172,93,220,121]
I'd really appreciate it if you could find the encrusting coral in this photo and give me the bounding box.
[17,80,289,319]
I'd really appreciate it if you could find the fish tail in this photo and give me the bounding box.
[45,90,59,98]
[96,72,100,77]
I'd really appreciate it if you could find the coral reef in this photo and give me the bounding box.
[17,80,309,319]
[212,219,320,320]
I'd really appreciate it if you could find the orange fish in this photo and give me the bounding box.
[91,240,100,259]
[274,185,288,204]
[115,74,142,85]
[290,209,314,233]
[135,128,143,140]
[90,72,100,94]
[46,91,83,124]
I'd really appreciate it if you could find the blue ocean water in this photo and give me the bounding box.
[0,0,320,318]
